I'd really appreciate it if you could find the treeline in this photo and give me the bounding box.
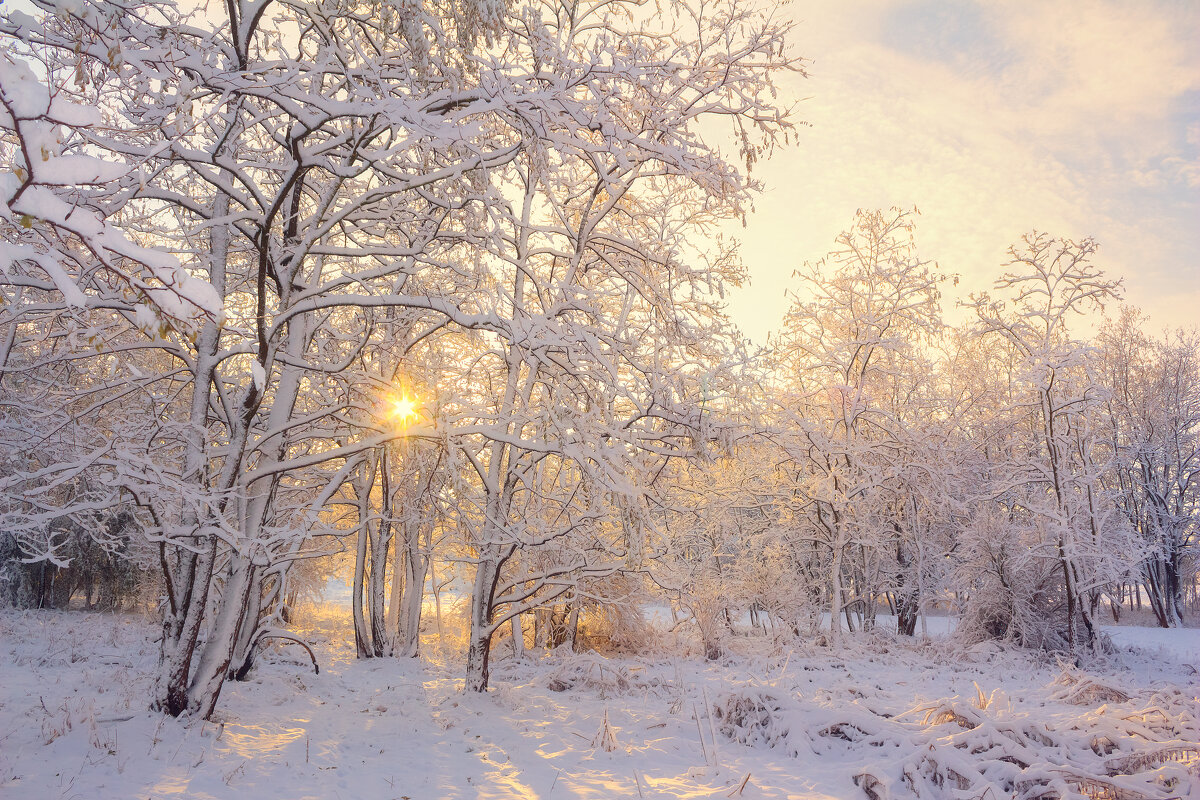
[660,209,1198,661]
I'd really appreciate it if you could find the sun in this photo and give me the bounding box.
[389,394,418,424]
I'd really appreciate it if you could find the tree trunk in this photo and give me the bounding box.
[533,607,548,649]
[368,521,391,657]
[396,521,427,658]
[369,454,392,657]
[829,544,844,646]
[1166,552,1184,627]
[229,571,268,680]
[430,565,444,642]
[153,189,228,717]
[465,553,501,693]
[896,590,919,637]
[510,614,525,660]
[386,513,406,645]
[154,537,217,717]
[895,538,919,636]
[566,603,581,652]
[352,507,372,658]
[187,557,258,719]
[1060,540,1077,651]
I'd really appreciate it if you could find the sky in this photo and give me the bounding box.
[722,0,1200,343]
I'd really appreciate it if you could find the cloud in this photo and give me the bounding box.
[723,0,1200,342]
[991,2,1198,118]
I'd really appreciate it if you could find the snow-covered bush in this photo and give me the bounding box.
[955,507,1074,651]
[712,687,797,752]
[541,653,658,696]
[576,598,657,657]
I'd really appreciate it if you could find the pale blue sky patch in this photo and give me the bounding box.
[879,1,1015,79]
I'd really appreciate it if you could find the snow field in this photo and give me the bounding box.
[1,608,1197,799]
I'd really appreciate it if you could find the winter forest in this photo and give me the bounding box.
[1,1,1198,798]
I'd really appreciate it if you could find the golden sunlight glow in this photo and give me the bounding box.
[389,394,418,425]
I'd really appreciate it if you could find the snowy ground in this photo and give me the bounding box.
[1,607,1197,800]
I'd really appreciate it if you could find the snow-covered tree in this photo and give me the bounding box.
[1098,308,1199,627]
[382,0,801,692]
[969,233,1131,652]
[774,208,945,644]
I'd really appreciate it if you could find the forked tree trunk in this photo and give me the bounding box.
[187,556,259,719]
[153,170,230,719]
[229,571,269,680]
[186,309,307,715]
[230,568,292,680]
[154,537,217,717]
[896,590,919,637]
[1144,554,1184,628]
